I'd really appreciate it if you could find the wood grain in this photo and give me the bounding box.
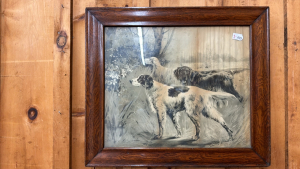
[72,1,89,167]
[0,0,54,168]
[88,7,267,26]
[86,7,269,167]
[53,0,71,168]
[0,0,71,168]
[150,0,222,6]
[250,9,270,164]
[72,116,90,169]
[287,0,300,169]
[86,10,104,164]
[90,148,265,167]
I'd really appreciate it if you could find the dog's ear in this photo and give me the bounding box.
[137,75,146,85]
[145,75,153,89]
[174,68,178,77]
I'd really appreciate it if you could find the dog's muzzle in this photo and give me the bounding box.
[130,78,141,86]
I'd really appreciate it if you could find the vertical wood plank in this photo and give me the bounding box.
[287,0,300,168]
[222,0,286,169]
[72,16,91,169]
[0,0,55,168]
[0,0,289,169]
[72,1,94,167]
[53,0,71,168]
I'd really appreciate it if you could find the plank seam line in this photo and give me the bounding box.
[284,0,288,168]
[70,0,73,168]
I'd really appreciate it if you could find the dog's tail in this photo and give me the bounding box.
[228,68,249,75]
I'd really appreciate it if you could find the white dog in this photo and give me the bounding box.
[144,57,180,85]
[130,74,236,140]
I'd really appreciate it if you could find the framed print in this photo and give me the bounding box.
[85,7,270,167]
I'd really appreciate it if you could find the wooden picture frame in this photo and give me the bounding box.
[85,7,270,167]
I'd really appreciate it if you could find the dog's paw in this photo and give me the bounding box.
[175,133,182,138]
[174,130,182,138]
[192,135,200,140]
[228,131,234,141]
[153,135,162,139]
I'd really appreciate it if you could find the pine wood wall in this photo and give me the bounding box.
[0,0,298,168]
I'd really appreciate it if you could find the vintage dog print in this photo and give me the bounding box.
[104,26,250,148]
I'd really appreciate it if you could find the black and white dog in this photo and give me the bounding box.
[130,75,237,141]
[174,66,244,102]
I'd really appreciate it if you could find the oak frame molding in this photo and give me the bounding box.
[85,7,270,167]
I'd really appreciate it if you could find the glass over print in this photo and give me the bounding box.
[104,26,250,148]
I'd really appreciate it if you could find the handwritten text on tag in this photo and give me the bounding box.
[232,33,243,41]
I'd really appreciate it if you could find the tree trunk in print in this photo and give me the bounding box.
[152,27,164,58]
[150,27,175,63]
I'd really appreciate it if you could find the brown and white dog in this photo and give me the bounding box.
[130,75,236,141]
[174,66,244,102]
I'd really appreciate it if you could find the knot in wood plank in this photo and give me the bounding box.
[56,31,67,49]
[28,107,38,120]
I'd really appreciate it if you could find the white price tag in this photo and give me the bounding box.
[232,33,243,41]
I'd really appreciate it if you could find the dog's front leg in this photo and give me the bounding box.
[169,111,182,138]
[186,113,201,140]
[153,108,166,139]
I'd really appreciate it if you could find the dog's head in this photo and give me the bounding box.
[130,75,154,89]
[174,66,197,85]
[144,57,161,67]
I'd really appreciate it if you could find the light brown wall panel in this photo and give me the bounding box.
[53,0,71,168]
[287,0,300,168]
[0,1,54,168]
[0,0,71,168]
